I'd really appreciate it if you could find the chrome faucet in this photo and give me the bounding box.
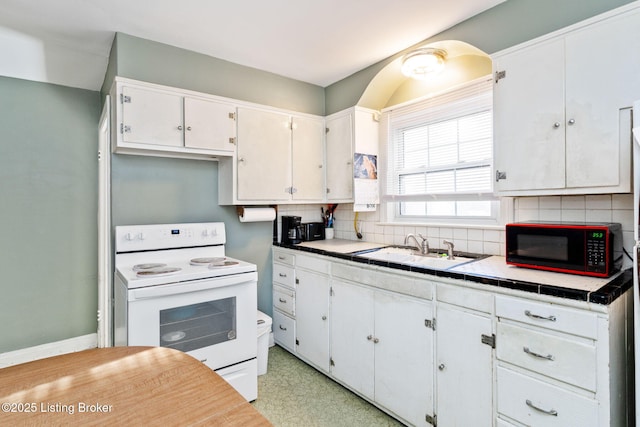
[405,233,429,255]
[443,240,455,260]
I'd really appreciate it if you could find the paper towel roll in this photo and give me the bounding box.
[238,207,276,223]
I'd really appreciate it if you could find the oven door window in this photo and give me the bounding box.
[159,297,236,352]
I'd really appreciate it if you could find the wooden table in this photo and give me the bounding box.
[0,346,272,426]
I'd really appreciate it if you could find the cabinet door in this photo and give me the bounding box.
[436,303,493,427]
[325,113,354,201]
[564,11,640,189]
[493,38,565,192]
[291,116,325,201]
[295,269,330,372]
[236,107,291,201]
[330,280,375,399]
[121,85,183,147]
[375,292,433,427]
[184,97,236,152]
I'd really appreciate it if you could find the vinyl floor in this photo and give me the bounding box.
[251,345,405,427]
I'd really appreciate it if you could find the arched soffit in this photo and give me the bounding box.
[357,40,492,110]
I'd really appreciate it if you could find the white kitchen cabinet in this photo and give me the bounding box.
[224,107,325,204]
[292,116,326,201]
[295,262,330,373]
[325,111,354,201]
[330,279,375,398]
[331,278,433,427]
[113,78,236,159]
[493,7,640,195]
[325,107,379,202]
[436,301,493,427]
[236,107,291,201]
[183,97,237,152]
[495,294,632,426]
[272,249,296,352]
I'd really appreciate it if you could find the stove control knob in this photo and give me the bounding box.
[137,233,145,241]
[125,233,134,241]
[202,229,209,237]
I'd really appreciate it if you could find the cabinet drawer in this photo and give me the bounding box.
[273,310,296,352]
[273,263,295,289]
[496,295,597,339]
[497,367,598,427]
[497,322,596,391]
[296,254,330,275]
[273,284,295,317]
[437,283,492,313]
[273,250,295,266]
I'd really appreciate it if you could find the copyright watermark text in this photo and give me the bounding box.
[2,402,113,415]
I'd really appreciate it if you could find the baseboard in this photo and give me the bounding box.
[0,333,98,368]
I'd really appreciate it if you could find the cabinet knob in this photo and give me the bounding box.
[568,118,575,125]
[553,122,561,128]
[186,126,192,131]
[366,335,373,341]
[322,315,327,321]
[238,158,245,162]
[177,125,183,130]
[438,363,446,371]
[373,337,379,344]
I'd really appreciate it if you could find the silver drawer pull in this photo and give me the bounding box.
[279,273,287,278]
[278,256,286,260]
[526,399,558,416]
[524,310,556,322]
[523,346,554,361]
[278,298,287,303]
[279,325,287,331]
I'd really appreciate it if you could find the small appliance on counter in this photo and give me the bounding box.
[281,215,303,244]
[302,222,325,241]
[505,221,623,277]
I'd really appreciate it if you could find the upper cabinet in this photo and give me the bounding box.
[493,6,640,196]
[219,107,325,204]
[325,111,354,201]
[112,78,236,160]
[325,107,380,203]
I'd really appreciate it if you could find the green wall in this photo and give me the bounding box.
[0,76,100,352]
[325,0,634,114]
[112,33,325,115]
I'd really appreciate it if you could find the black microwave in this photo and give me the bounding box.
[505,222,623,277]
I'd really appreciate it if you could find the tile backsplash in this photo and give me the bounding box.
[277,193,634,262]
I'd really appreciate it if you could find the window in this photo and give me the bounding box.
[382,77,497,223]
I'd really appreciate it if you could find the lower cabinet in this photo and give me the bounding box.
[330,279,434,427]
[436,302,493,427]
[272,248,632,427]
[295,268,330,372]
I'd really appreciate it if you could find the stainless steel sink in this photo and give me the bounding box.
[355,246,478,270]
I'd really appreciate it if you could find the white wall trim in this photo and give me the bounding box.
[0,334,97,368]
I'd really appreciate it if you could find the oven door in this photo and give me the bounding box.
[125,272,257,371]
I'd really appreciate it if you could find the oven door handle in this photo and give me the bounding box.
[129,273,257,300]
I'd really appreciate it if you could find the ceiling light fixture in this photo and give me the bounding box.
[401,48,447,80]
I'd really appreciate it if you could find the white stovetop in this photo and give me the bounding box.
[451,255,618,293]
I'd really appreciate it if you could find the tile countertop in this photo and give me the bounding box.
[275,239,632,305]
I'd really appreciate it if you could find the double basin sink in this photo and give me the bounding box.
[354,246,479,270]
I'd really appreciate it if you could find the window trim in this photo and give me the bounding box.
[380,76,499,226]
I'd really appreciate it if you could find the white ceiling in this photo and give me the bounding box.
[0,0,505,91]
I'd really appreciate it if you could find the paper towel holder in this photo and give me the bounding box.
[236,205,277,223]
